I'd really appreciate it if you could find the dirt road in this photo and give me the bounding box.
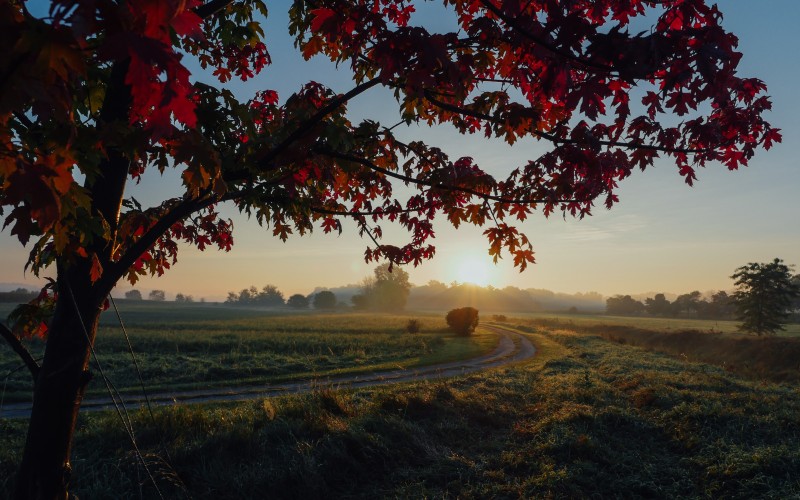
[0,324,534,419]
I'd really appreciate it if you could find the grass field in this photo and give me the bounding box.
[507,310,800,336]
[0,304,497,402]
[3,321,800,498]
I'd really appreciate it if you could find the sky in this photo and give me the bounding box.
[1,1,798,301]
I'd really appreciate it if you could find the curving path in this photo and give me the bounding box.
[0,324,535,420]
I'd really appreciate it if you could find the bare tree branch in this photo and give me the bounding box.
[194,0,235,19]
[0,323,40,381]
[255,78,382,169]
[478,0,614,73]
[314,146,573,205]
[423,90,710,155]
[102,196,217,291]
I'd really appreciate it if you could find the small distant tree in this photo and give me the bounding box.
[645,293,671,317]
[446,307,479,336]
[606,295,645,316]
[731,259,800,335]
[287,294,310,309]
[124,290,142,301]
[352,264,412,312]
[148,290,166,302]
[791,275,800,315]
[405,319,421,334]
[313,291,337,310]
[256,285,285,307]
[671,291,703,317]
[700,290,734,320]
[225,285,284,306]
[175,293,194,303]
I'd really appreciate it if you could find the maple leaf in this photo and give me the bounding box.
[90,253,103,283]
[310,8,337,33]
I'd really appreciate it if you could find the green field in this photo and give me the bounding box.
[0,304,497,402]
[3,320,800,498]
[508,310,800,336]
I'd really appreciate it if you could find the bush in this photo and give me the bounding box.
[405,319,421,334]
[287,294,310,308]
[492,314,507,322]
[313,291,337,309]
[446,307,479,336]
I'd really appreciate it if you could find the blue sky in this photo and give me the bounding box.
[1,1,798,301]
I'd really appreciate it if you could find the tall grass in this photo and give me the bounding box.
[3,325,799,498]
[0,309,495,402]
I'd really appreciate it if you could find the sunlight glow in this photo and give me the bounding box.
[455,255,494,286]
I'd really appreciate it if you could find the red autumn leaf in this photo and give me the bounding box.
[90,253,103,283]
[310,8,337,33]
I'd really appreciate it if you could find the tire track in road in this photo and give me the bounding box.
[0,325,535,420]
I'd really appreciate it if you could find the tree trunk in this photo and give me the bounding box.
[13,271,105,499]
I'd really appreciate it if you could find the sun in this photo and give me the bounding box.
[455,254,493,286]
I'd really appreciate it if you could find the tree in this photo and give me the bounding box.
[446,307,479,336]
[0,0,778,496]
[225,285,284,306]
[352,263,412,311]
[670,290,702,317]
[405,319,421,334]
[645,293,671,317]
[287,293,310,309]
[0,288,38,303]
[257,285,285,307]
[731,259,800,335]
[605,295,645,316]
[124,290,143,301]
[148,290,166,302]
[175,293,194,303]
[699,290,734,320]
[791,275,800,315]
[313,291,337,310]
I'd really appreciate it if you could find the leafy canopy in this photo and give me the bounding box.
[0,0,778,316]
[731,258,800,336]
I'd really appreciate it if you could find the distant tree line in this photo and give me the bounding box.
[606,290,735,320]
[224,285,337,310]
[0,288,38,303]
[226,285,285,307]
[606,259,800,336]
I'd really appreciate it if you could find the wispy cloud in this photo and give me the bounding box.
[558,214,647,243]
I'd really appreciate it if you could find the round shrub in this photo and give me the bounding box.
[446,307,479,336]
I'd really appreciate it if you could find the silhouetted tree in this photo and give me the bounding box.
[671,291,702,317]
[792,275,800,315]
[225,285,284,306]
[446,307,479,336]
[124,290,142,301]
[175,293,194,303]
[405,319,421,334]
[732,259,800,335]
[645,293,671,317]
[148,290,166,301]
[287,294,310,309]
[313,291,337,310]
[606,295,645,316]
[352,264,412,312]
[699,291,734,319]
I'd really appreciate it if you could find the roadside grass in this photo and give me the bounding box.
[515,317,800,384]
[513,311,800,337]
[4,326,800,498]
[0,309,497,402]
